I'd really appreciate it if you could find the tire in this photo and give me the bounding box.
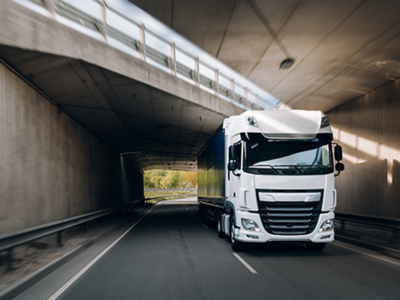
[307,243,326,251]
[230,215,246,252]
[217,214,225,238]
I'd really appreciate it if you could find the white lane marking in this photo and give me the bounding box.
[47,206,156,300]
[202,224,208,229]
[334,242,400,267]
[233,253,258,274]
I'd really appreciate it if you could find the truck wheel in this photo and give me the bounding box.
[230,215,246,252]
[307,243,326,251]
[217,214,225,238]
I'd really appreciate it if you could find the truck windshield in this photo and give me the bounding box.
[243,133,333,175]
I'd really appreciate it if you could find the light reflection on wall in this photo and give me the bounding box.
[332,127,400,184]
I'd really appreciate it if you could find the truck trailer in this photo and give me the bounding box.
[197,109,344,251]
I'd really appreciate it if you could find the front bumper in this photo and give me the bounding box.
[234,210,335,244]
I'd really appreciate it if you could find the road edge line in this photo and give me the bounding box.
[233,253,258,274]
[334,241,400,267]
[47,206,156,300]
[0,215,136,300]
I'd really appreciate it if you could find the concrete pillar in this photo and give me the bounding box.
[194,57,200,87]
[230,79,235,104]
[139,24,146,61]
[170,42,176,76]
[99,0,107,44]
[214,69,219,96]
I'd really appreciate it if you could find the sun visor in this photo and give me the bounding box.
[252,110,322,139]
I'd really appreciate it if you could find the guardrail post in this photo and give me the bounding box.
[7,248,13,272]
[99,0,107,43]
[170,42,176,76]
[44,0,55,20]
[194,57,200,87]
[230,79,235,103]
[139,24,146,61]
[244,88,248,110]
[214,69,219,96]
[57,231,63,247]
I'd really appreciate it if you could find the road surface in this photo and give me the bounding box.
[16,197,400,300]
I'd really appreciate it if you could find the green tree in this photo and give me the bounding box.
[182,171,197,188]
[143,169,198,189]
[166,171,181,188]
[143,173,155,188]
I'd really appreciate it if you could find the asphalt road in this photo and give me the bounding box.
[16,197,400,300]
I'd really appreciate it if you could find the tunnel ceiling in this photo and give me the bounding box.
[0,46,226,172]
[130,0,400,112]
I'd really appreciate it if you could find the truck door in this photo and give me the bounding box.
[229,141,242,200]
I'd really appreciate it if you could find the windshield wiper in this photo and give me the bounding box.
[249,164,278,174]
[271,165,302,174]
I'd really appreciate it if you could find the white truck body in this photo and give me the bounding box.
[198,109,343,251]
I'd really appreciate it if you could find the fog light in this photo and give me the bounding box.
[319,219,334,232]
[246,235,259,239]
[242,218,260,232]
[320,235,331,239]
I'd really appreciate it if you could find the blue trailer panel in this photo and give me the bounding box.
[197,127,225,208]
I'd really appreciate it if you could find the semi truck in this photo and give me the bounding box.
[197,109,344,251]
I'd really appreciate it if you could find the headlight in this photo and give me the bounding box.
[320,116,330,128]
[241,218,260,232]
[319,219,334,232]
[246,116,258,127]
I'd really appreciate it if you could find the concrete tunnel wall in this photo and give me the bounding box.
[0,62,144,235]
[327,78,400,218]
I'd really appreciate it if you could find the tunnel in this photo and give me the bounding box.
[1,0,400,299]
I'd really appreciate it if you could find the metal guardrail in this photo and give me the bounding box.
[15,0,279,111]
[145,194,197,202]
[0,194,195,272]
[0,199,144,271]
[335,212,400,239]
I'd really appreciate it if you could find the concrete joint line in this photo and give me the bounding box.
[0,57,58,108]
[245,0,291,58]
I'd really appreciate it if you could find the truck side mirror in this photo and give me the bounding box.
[335,162,345,177]
[334,145,343,161]
[229,145,236,160]
[335,162,345,172]
[228,161,237,171]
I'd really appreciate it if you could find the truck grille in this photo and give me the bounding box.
[257,190,323,235]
